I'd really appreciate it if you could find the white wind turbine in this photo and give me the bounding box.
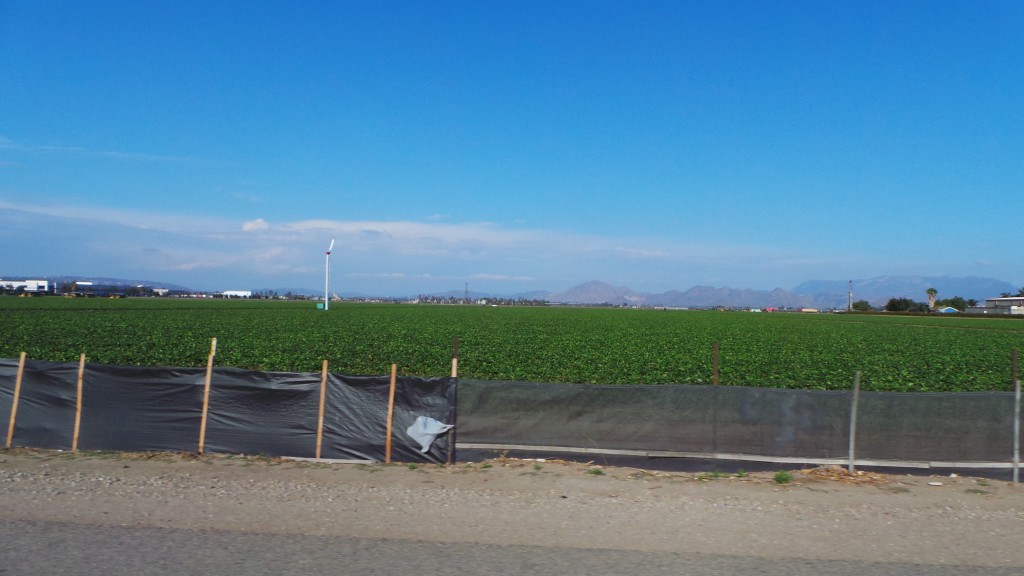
[324,238,335,311]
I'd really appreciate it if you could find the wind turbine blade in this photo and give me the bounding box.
[327,239,335,253]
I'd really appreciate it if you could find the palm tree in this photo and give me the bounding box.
[926,287,937,310]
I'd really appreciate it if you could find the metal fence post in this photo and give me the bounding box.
[848,371,861,474]
[1014,350,1020,484]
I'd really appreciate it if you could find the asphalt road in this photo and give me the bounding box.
[1,519,1019,576]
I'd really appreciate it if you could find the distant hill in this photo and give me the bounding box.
[792,276,1016,306]
[652,286,824,309]
[43,276,193,292]
[545,275,1015,309]
[549,281,824,309]
[423,288,553,302]
[548,281,640,305]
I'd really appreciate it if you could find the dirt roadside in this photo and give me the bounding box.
[1,449,1021,568]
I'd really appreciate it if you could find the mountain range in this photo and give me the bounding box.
[541,275,1017,309]
[10,274,1016,309]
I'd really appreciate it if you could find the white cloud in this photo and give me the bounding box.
[242,218,270,232]
[0,198,870,292]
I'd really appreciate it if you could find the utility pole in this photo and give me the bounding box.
[464,282,469,305]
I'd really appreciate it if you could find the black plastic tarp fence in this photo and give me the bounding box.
[5,358,1020,468]
[0,358,456,463]
[456,379,1022,467]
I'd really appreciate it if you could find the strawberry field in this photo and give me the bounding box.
[2,297,1022,392]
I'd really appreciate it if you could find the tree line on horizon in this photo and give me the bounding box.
[852,286,1024,313]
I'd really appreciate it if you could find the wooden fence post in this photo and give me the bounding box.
[448,336,459,465]
[451,335,460,378]
[316,359,328,460]
[197,338,217,455]
[385,363,397,464]
[72,353,86,452]
[5,352,27,449]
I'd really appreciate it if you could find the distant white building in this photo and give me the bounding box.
[221,290,253,298]
[0,279,50,293]
[966,296,1024,315]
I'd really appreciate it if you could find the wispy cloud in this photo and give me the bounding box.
[229,191,265,204]
[470,273,536,282]
[349,272,412,279]
[0,136,195,164]
[0,199,237,236]
[612,246,672,259]
[0,199,853,292]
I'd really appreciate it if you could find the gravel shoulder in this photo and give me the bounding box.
[1,449,1022,568]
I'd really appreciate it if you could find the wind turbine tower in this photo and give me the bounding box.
[324,239,335,311]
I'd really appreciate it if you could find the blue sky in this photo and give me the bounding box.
[1,1,1021,294]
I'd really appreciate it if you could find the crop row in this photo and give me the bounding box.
[2,297,1022,392]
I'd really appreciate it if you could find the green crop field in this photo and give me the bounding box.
[2,297,1022,392]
